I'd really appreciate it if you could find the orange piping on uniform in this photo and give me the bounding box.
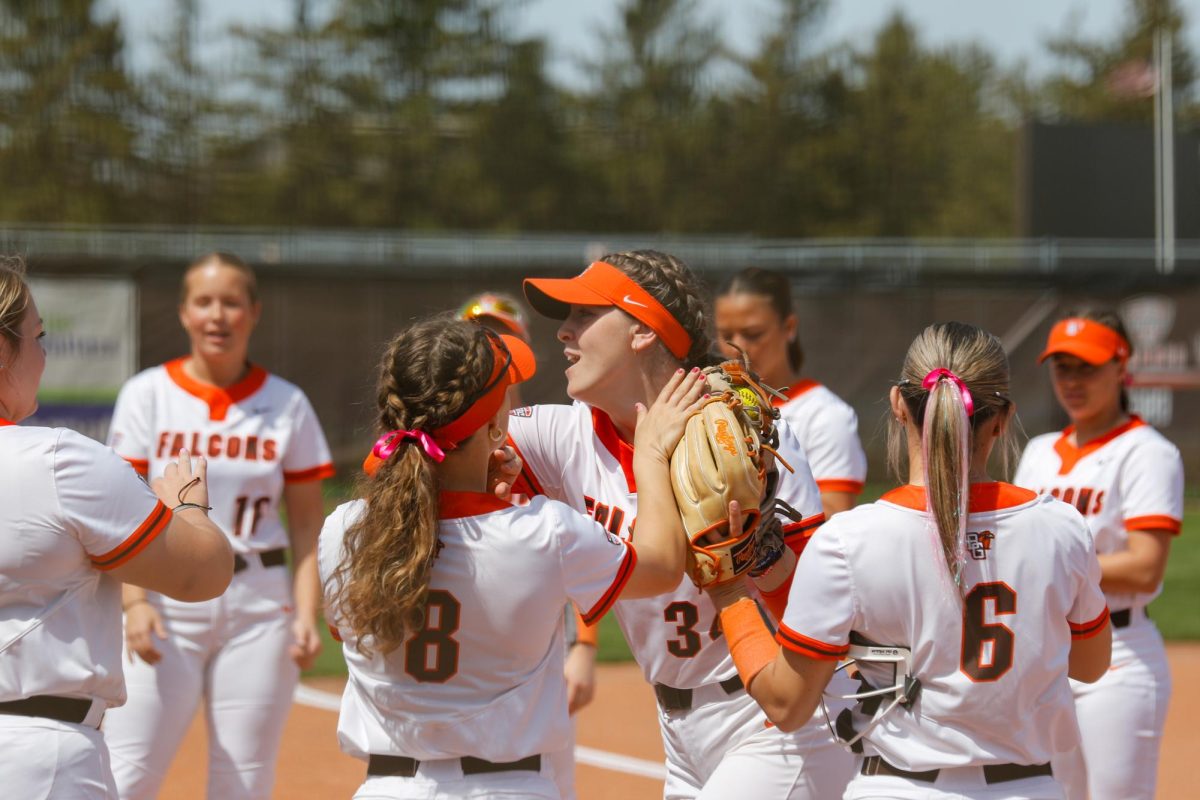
[91,502,172,570]
[284,463,335,483]
[1124,515,1182,535]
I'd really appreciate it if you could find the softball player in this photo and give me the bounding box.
[320,316,701,799]
[715,267,867,516]
[1015,310,1182,800]
[712,321,1112,800]
[103,253,335,799]
[0,259,233,798]
[459,290,596,798]
[510,251,855,800]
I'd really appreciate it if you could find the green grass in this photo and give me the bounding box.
[1150,501,1200,640]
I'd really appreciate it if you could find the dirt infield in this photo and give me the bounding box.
[159,644,1200,798]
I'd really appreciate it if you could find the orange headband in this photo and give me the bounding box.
[362,331,535,476]
[523,261,693,360]
[1038,318,1130,366]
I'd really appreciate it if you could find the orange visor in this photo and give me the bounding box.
[1038,318,1130,366]
[523,261,693,360]
[362,332,535,477]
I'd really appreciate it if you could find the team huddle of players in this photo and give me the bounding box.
[0,249,1183,800]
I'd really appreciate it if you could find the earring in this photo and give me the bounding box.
[489,427,503,443]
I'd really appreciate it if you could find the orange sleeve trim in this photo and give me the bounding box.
[759,570,794,621]
[573,607,599,646]
[1124,515,1182,535]
[782,513,825,542]
[327,624,343,643]
[581,545,637,626]
[815,479,864,495]
[1070,607,1110,640]
[123,457,150,477]
[90,501,172,570]
[776,623,849,661]
[284,463,335,483]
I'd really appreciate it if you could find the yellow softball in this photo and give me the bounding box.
[736,387,760,410]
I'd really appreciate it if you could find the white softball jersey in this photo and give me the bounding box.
[107,358,334,554]
[508,401,826,689]
[781,483,1109,772]
[319,492,634,763]
[1015,416,1184,611]
[0,424,170,708]
[774,379,867,496]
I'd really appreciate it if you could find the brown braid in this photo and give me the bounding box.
[328,315,496,656]
[599,250,715,368]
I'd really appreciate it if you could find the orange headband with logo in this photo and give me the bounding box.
[523,261,693,360]
[362,331,535,476]
[1038,318,1130,366]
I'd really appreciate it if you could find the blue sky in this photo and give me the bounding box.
[109,0,1200,87]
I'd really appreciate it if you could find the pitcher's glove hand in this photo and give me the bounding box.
[670,360,786,588]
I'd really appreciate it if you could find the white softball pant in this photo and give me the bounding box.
[0,715,117,799]
[657,679,855,800]
[351,752,566,799]
[104,563,299,800]
[843,764,1063,800]
[1052,610,1171,800]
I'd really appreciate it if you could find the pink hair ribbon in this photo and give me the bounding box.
[921,368,975,417]
[372,429,446,464]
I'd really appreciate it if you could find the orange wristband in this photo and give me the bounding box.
[720,597,779,687]
[574,607,599,647]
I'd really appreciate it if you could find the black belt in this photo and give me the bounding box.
[861,755,1052,784]
[233,548,288,574]
[654,674,744,712]
[367,754,542,778]
[0,695,93,725]
[1110,607,1147,629]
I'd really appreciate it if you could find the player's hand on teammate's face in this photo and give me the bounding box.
[151,449,210,510]
[289,617,323,671]
[633,367,707,463]
[488,445,523,502]
[124,602,167,666]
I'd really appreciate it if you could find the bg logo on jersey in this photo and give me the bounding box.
[157,431,279,461]
[967,530,995,561]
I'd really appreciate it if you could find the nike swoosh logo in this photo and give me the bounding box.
[622,295,649,308]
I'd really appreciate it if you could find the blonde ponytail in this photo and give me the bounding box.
[888,322,1014,594]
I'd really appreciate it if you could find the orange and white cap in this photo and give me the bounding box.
[1038,317,1131,366]
[523,261,693,360]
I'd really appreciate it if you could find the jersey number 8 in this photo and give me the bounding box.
[404,590,461,683]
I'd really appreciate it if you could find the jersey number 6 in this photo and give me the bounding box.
[960,581,1016,682]
[404,590,461,683]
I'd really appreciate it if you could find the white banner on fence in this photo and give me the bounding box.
[27,277,138,441]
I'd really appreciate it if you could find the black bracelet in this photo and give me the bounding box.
[173,502,212,514]
[177,476,203,505]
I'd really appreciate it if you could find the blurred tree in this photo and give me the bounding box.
[836,13,1014,236]
[332,0,525,228]
[580,0,720,231]
[711,0,838,235]
[221,0,370,226]
[1041,0,1196,123]
[476,38,580,230]
[0,0,141,222]
[138,0,212,223]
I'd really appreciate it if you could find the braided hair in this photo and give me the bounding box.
[599,250,715,368]
[329,315,496,656]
